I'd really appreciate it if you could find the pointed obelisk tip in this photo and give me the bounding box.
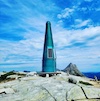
[46,21,51,25]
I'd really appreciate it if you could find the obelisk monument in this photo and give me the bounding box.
[42,21,56,72]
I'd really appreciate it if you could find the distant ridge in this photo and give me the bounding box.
[62,63,84,77]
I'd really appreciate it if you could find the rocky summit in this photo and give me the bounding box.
[0,71,100,101]
[62,63,84,77]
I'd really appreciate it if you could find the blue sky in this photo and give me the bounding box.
[0,0,100,72]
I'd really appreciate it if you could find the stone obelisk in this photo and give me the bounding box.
[42,21,56,72]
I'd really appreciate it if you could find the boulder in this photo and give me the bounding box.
[68,77,77,84]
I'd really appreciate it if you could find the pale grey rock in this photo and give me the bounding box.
[0,72,6,77]
[76,99,99,101]
[26,72,37,77]
[7,75,21,79]
[0,72,100,101]
[66,86,86,100]
[0,88,15,94]
[82,86,100,99]
[94,76,98,81]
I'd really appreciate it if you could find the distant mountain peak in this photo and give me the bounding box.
[62,63,84,77]
[69,63,73,65]
[68,63,76,67]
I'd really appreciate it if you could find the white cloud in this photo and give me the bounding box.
[53,25,100,47]
[1,22,100,72]
[72,19,92,28]
[52,25,100,71]
[57,8,75,19]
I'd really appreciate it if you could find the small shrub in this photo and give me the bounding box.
[17,73,26,76]
[79,81,93,86]
[0,71,16,82]
[68,77,77,84]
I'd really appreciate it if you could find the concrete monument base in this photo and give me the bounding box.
[37,72,61,77]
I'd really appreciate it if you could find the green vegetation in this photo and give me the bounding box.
[0,71,16,82]
[68,77,77,84]
[0,71,26,83]
[79,81,93,86]
[17,73,26,76]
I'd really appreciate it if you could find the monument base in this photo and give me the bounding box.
[37,72,61,77]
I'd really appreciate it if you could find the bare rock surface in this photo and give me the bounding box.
[6,75,21,79]
[0,71,100,101]
[82,86,100,99]
[0,88,15,94]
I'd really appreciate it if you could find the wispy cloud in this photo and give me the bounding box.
[72,19,92,28]
[57,7,75,19]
